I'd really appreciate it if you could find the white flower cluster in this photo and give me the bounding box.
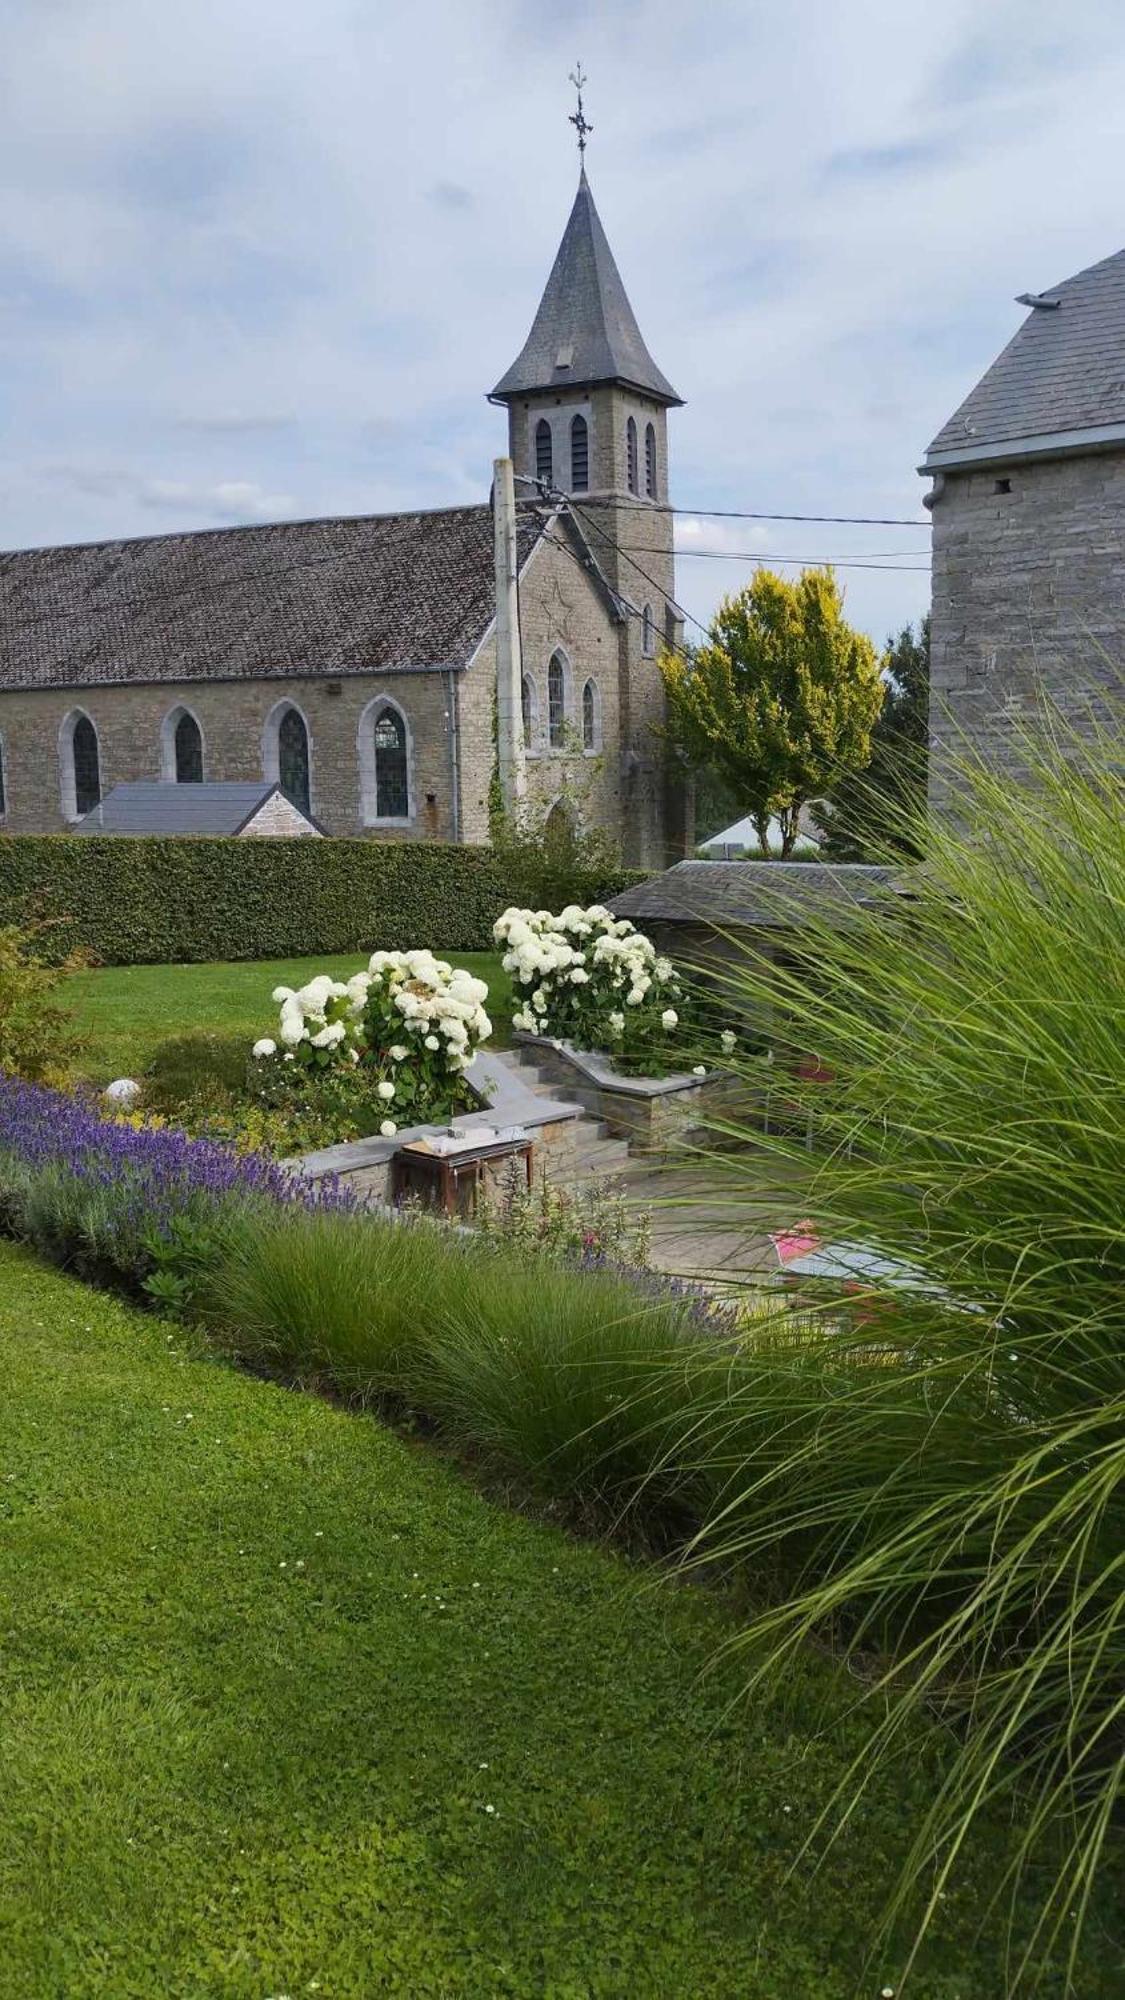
[494,903,682,1042]
[255,951,492,1133]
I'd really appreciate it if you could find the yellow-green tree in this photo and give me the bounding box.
[661,567,884,858]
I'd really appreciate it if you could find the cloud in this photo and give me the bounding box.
[0,0,1123,640]
[427,181,475,211]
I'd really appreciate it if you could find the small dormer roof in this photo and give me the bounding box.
[492,170,682,407]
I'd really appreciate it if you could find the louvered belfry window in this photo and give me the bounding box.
[626,416,638,494]
[278,707,310,813]
[548,653,566,748]
[644,422,657,499]
[174,712,203,783]
[374,708,409,818]
[570,413,588,491]
[73,715,101,816]
[535,418,553,485]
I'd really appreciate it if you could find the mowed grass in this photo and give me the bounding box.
[0,1245,1109,1999]
[62,951,512,1080]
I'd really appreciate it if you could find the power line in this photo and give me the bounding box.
[624,544,932,573]
[517,491,930,529]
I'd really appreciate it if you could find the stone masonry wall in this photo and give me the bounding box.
[0,671,460,837]
[928,450,1125,806]
[458,529,627,847]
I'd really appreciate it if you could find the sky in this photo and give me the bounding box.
[3,0,1125,646]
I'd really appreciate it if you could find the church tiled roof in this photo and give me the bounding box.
[923,247,1125,467]
[0,503,540,692]
[492,170,681,407]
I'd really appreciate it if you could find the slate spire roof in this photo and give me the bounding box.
[492,169,681,407]
[923,246,1125,468]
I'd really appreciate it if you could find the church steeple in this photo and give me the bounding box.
[490,171,681,407]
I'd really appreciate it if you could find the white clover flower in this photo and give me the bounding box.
[252,1038,277,1059]
[377,1080,395,1101]
[661,1008,679,1029]
[379,1119,398,1138]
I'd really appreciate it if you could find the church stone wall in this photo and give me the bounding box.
[458,531,627,847]
[928,450,1125,806]
[0,672,460,839]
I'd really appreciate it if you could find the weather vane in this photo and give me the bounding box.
[569,63,592,159]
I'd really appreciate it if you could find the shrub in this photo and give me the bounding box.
[0,920,83,1080]
[495,902,718,1074]
[143,1030,253,1113]
[0,834,649,967]
[681,709,1125,1982]
[251,950,493,1137]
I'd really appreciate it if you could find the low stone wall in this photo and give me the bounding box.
[513,1034,745,1155]
[292,1069,582,1208]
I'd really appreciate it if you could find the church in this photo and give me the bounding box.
[0,162,690,870]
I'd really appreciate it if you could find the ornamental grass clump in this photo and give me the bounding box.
[251,949,492,1136]
[495,903,714,1073]
[677,709,1125,1986]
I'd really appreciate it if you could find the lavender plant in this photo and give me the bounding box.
[0,1076,354,1301]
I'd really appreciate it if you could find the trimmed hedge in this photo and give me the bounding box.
[0,836,649,966]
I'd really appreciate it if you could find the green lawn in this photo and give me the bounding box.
[1,1243,1106,1998]
[63,951,512,1081]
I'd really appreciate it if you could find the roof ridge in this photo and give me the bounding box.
[1,499,492,562]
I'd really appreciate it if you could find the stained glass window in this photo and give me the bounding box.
[374,708,409,818]
[278,707,310,813]
[548,654,566,748]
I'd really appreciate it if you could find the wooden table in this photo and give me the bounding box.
[390,1132,533,1219]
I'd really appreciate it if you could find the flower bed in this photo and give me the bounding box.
[495,903,736,1077]
[0,1075,353,1307]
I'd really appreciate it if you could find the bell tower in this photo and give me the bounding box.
[489,75,686,867]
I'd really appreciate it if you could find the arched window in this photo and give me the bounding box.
[626,416,638,494]
[547,652,566,748]
[373,706,409,819]
[535,418,553,486]
[59,711,102,819]
[570,413,588,491]
[644,422,657,499]
[161,705,205,784]
[357,698,413,824]
[521,673,537,750]
[174,711,203,783]
[642,604,655,657]
[278,707,310,813]
[0,736,6,817]
[582,678,598,751]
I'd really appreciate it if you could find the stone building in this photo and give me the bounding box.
[920,246,1125,801]
[0,170,687,867]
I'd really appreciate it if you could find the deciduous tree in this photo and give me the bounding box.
[660,568,883,858]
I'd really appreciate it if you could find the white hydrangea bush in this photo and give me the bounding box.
[253,950,492,1133]
[494,904,699,1070]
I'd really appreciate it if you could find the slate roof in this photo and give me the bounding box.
[0,503,541,694]
[610,861,903,929]
[73,781,320,836]
[923,248,1125,466]
[492,170,681,407]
